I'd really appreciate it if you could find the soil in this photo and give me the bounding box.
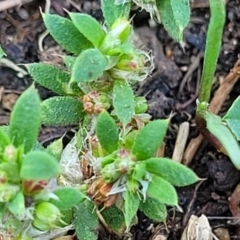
[1,0,240,239]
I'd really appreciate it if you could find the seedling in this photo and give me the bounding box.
[0,0,199,239]
[194,0,240,170]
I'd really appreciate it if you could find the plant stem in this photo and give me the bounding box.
[198,0,225,103]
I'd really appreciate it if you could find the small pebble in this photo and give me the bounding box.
[18,8,29,20]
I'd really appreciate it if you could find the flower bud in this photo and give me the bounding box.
[114,149,135,174]
[110,18,131,42]
[127,179,139,192]
[101,163,122,183]
[0,170,8,184]
[22,180,48,196]
[3,145,18,162]
[99,18,131,54]
[132,162,146,181]
[134,96,148,114]
[83,91,111,114]
[33,202,63,231]
[0,184,20,202]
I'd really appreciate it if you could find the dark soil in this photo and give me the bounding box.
[1,0,240,239]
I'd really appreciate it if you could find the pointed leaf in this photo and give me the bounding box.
[113,80,135,125]
[71,49,107,83]
[74,200,99,240]
[50,187,86,211]
[0,127,11,148]
[147,175,178,206]
[124,190,140,229]
[63,55,76,71]
[20,151,60,180]
[96,111,119,153]
[156,0,190,42]
[132,120,169,160]
[101,206,126,235]
[42,13,93,54]
[69,13,106,47]
[9,86,41,153]
[204,111,240,170]
[139,197,167,222]
[26,63,70,95]
[101,0,131,28]
[145,158,199,186]
[8,191,25,218]
[0,45,5,58]
[223,96,240,141]
[41,97,83,126]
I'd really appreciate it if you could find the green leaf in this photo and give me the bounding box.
[139,197,167,222]
[0,127,11,148]
[20,151,60,180]
[46,138,63,160]
[202,110,240,170]
[0,45,5,58]
[69,13,106,47]
[101,206,126,235]
[156,0,190,42]
[41,96,83,126]
[71,49,107,83]
[223,96,240,141]
[26,63,70,96]
[96,110,119,153]
[124,190,140,229]
[113,80,135,125]
[0,162,20,183]
[8,191,25,217]
[63,55,76,71]
[147,175,178,206]
[9,86,41,153]
[132,120,169,160]
[50,187,86,211]
[101,0,131,28]
[42,13,93,54]
[74,200,99,240]
[145,158,199,186]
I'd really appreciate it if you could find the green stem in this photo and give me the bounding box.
[198,0,225,103]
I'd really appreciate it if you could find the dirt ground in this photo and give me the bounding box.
[1,0,240,239]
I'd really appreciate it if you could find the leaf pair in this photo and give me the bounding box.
[96,110,169,158]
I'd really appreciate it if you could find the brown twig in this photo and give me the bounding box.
[183,60,240,165]
[0,0,33,12]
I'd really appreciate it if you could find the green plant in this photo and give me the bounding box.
[194,0,240,170]
[0,1,199,239]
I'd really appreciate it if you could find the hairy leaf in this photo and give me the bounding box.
[26,63,70,95]
[139,197,167,222]
[124,190,140,229]
[50,187,86,211]
[113,80,135,126]
[223,96,240,141]
[69,13,106,47]
[101,0,131,28]
[9,86,41,153]
[71,49,108,83]
[101,206,126,235]
[74,200,99,240]
[156,0,190,42]
[96,111,119,153]
[41,97,83,126]
[132,120,169,160]
[43,13,93,54]
[20,151,60,180]
[145,158,199,186]
[8,192,25,218]
[147,175,178,206]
